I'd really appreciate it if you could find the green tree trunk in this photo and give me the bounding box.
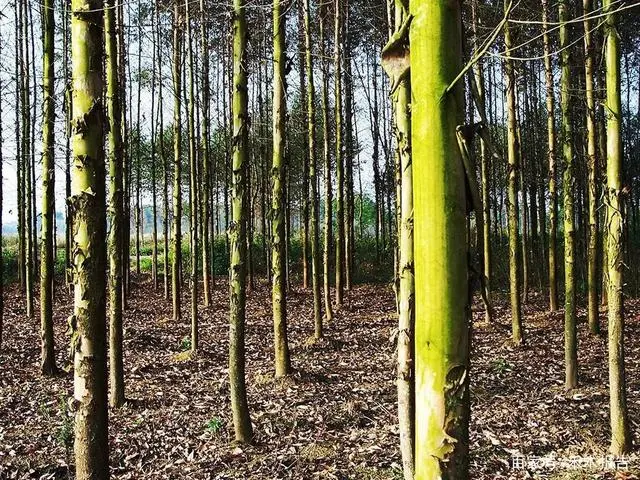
[40,0,57,376]
[472,0,491,323]
[172,4,183,322]
[186,0,198,353]
[303,0,323,339]
[320,5,334,323]
[559,0,577,390]
[200,0,212,307]
[604,0,632,455]
[583,0,600,335]
[411,2,470,477]
[106,0,125,408]
[542,0,558,312]
[272,0,292,377]
[334,0,344,307]
[229,0,253,443]
[503,0,523,345]
[382,0,414,475]
[71,0,109,475]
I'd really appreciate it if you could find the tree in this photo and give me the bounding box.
[229,0,253,443]
[303,0,323,339]
[334,0,345,307]
[559,0,577,390]
[321,3,333,323]
[382,0,413,476]
[172,3,183,323]
[541,0,558,312]
[70,0,109,476]
[39,0,56,376]
[186,0,199,353]
[604,0,632,455]
[503,0,523,345]
[410,1,470,477]
[271,0,292,377]
[106,0,125,408]
[583,0,600,335]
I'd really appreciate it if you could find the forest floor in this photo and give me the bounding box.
[0,275,639,479]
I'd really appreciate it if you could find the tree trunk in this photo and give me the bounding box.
[172,4,183,322]
[40,0,57,377]
[382,0,414,475]
[303,0,323,339]
[604,0,632,455]
[229,0,253,443]
[321,6,333,323]
[186,0,199,353]
[504,0,523,345]
[559,0,577,390]
[106,0,125,408]
[410,1,470,477]
[272,0,292,377]
[542,0,558,312]
[200,0,212,307]
[334,0,344,307]
[584,0,600,335]
[71,0,109,475]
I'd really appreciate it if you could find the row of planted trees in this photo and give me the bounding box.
[0,0,639,478]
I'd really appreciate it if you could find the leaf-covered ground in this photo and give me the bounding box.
[0,276,638,479]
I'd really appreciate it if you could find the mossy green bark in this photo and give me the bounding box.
[410,1,470,478]
[320,7,333,323]
[503,0,523,345]
[106,0,125,408]
[604,0,632,455]
[172,4,183,323]
[542,0,558,313]
[71,0,109,476]
[185,0,199,353]
[559,0,577,390]
[583,0,600,335]
[229,0,253,443]
[334,0,344,307]
[40,0,56,377]
[303,0,323,339]
[272,0,291,378]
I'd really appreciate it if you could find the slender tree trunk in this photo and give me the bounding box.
[106,0,125,408]
[559,0,577,390]
[334,0,344,307]
[200,0,211,307]
[158,9,170,302]
[298,1,310,291]
[542,0,558,312]
[411,1,470,476]
[504,1,523,345]
[40,0,57,376]
[472,0,491,322]
[321,6,333,323]
[186,0,199,352]
[71,0,109,475]
[584,0,600,335]
[21,0,34,319]
[272,0,292,377]
[229,0,253,443]
[151,20,159,291]
[604,0,632,455]
[172,4,183,322]
[382,0,413,475]
[343,0,354,291]
[303,0,322,338]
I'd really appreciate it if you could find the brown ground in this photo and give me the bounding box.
[0,276,638,479]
